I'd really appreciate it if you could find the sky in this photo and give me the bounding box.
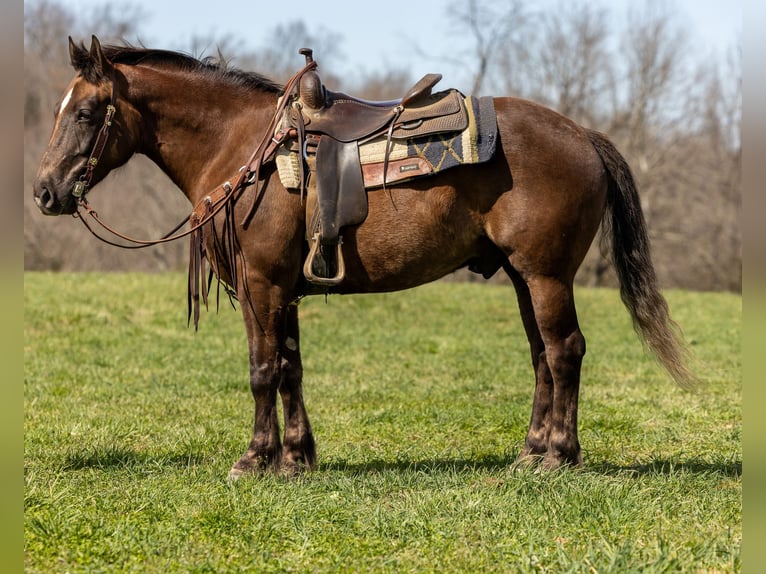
[51,0,741,93]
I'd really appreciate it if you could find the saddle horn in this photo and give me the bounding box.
[297,48,325,110]
[299,48,314,64]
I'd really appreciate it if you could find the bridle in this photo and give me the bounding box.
[71,71,241,249]
[68,59,319,328]
[71,102,115,200]
[71,59,318,249]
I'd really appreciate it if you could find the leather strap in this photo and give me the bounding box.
[239,59,319,228]
[77,174,239,247]
[72,76,117,198]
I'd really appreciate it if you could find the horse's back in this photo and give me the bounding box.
[330,96,609,292]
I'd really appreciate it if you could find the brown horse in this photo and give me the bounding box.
[32,36,694,478]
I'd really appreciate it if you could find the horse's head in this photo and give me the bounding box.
[32,36,140,215]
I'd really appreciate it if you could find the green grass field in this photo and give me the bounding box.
[24,272,741,573]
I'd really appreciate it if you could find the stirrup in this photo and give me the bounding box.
[303,235,346,286]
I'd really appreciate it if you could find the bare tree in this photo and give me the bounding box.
[610,4,690,161]
[445,0,532,95]
[241,20,344,84]
[24,0,76,128]
[23,0,741,291]
[521,3,614,128]
[445,0,740,292]
[76,3,149,44]
[350,68,415,101]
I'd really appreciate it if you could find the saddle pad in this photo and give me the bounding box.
[360,96,497,188]
[275,95,497,190]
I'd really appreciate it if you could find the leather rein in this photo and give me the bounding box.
[70,60,318,328]
[72,59,318,248]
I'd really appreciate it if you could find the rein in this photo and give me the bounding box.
[71,59,320,327]
[75,179,237,249]
[73,58,319,247]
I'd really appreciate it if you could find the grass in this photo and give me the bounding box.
[24,272,741,573]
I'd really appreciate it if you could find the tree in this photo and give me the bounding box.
[445,0,531,95]
[23,0,741,291]
[242,20,344,84]
[442,0,741,292]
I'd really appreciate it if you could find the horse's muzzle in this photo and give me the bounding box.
[32,181,76,216]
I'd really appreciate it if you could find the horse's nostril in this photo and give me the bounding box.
[40,187,55,209]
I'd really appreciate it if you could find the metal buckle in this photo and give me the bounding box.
[72,180,87,198]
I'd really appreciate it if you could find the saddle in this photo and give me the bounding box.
[278,49,474,287]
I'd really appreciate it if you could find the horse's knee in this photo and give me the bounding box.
[280,355,303,385]
[250,361,281,396]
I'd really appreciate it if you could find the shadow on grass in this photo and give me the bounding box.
[319,454,741,479]
[590,458,742,478]
[62,445,214,471]
[318,453,518,475]
[61,446,741,480]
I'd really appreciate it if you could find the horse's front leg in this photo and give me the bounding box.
[228,287,287,480]
[278,303,316,475]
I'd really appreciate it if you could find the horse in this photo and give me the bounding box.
[32,36,695,479]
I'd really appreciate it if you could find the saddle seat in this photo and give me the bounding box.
[297,63,447,142]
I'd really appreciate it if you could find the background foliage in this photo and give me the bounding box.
[23,0,741,291]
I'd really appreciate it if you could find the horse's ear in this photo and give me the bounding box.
[69,36,89,71]
[68,35,112,82]
[88,35,114,77]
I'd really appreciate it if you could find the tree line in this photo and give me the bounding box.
[23,0,741,291]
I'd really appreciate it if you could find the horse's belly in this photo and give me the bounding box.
[334,186,488,293]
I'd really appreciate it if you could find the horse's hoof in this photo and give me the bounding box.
[227,467,245,482]
[540,452,583,472]
[227,461,271,480]
[228,451,278,480]
[279,457,312,478]
[511,452,544,472]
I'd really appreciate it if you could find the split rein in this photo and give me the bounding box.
[75,180,239,250]
[72,59,318,250]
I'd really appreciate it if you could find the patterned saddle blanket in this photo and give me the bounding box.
[275,94,497,190]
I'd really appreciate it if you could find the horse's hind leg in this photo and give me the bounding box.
[278,304,316,475]
[524,274,586,469]
[505,265,553,464]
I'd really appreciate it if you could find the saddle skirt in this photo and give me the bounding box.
[276,93,497,190]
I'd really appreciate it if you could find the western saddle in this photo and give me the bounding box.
[275,49,470,288]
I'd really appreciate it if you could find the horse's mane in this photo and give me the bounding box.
[100,42,284,95]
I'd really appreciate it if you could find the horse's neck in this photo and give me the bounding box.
[128,66,276,205]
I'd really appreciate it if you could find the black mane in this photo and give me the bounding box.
[100,43,284,94]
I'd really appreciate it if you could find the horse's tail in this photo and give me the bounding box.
[587,129,697,389]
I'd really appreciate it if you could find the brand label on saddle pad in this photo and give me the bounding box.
[276,95,497,190]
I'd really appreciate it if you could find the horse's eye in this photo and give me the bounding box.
[76,109,92,123]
